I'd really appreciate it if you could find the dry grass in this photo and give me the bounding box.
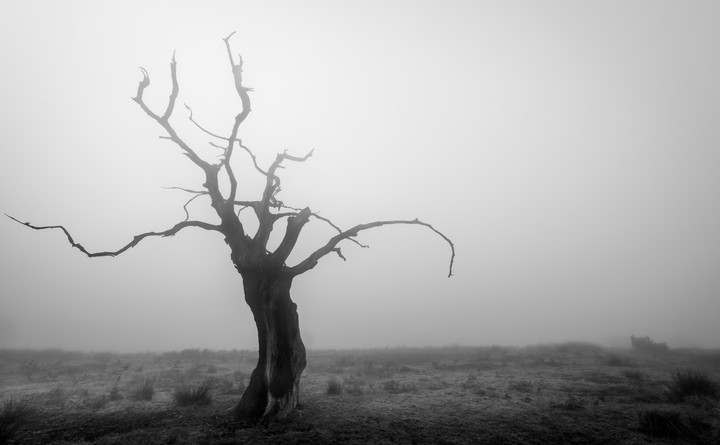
[0,344,719,444]
[0,397,31,444]
[666,369,719,402]
[173,378,214,406]
[638,409,698,439]
[325,378,343,395]
[130,376,156,401]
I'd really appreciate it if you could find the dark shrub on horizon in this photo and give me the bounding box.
[631,335,669,354]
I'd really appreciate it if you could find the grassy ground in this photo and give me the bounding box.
[1,344,718,444]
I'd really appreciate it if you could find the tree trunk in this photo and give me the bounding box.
[235,270,306,423]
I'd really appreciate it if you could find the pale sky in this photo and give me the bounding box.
[1,1,719,352]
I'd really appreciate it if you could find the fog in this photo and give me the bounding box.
[1,1,719,352]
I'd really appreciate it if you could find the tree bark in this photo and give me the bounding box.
[235,270,306,423]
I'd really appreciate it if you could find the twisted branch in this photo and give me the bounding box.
[5,214,222,258]
[289,218,455,278]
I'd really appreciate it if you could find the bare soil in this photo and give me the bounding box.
[1,344,718,444]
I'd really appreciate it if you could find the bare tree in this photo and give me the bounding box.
[7,33,455,423]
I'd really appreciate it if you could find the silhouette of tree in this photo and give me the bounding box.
[7,33,455,423]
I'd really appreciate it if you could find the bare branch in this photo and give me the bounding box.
[236,205,251,218]
[278,149,314,164]
[163,186,209,195]
[253,149,314,247]
[222,31,238,66]
[331,247,347,261]
[132,58,210,170]
[238,141,269,176]
[185,104,231,141]
[273,203,368,249]
[6,214,222,258]
[161,51,179,121]
[133,67,151,105]
[221,32,253,203]
[261,150,314,208]
[270,207,312,266]
[185,106,267,179]
[180,194,203,222]
[289,218,455,278]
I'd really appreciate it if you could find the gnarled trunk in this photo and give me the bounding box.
[235,270,306,423]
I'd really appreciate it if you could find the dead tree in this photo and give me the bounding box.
[7,33,455,423]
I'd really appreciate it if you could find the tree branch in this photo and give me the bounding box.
[163,186,209,195]
[253,150,314,247]
[221,32,253,204]
[289,218,455,278]
[180,194,203,222]
[272,203,369,249]
[6,214,222,258]
[162,51,179,121]
[185,104,233,141]
[270,207,312,266]
[263,151,314,206]
[132,56,209,171]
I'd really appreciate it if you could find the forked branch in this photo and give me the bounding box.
[271,203,369,249]
[253,149,314,247]
[132,55,209,170]
[289,218,455,278]
[5,214,221,258]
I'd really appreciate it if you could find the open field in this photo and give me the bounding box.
[1,343,719,444]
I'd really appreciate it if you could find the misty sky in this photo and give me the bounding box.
[1,1,719,352]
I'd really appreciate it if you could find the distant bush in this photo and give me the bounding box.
[131,377,156,401]
[666,369,719,402]
[326,378,343,395]
[174,378,213,406]
[0,397,31,444]
[631,335,669,354]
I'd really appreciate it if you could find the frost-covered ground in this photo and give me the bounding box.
[1,344,718,444]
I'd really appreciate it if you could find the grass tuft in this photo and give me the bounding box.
[638,410,697,439]
[0,397,31,444]
[326,378,343,395]
[131,376,156,401]
[173,378,214,406]
[666,369,719,402]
